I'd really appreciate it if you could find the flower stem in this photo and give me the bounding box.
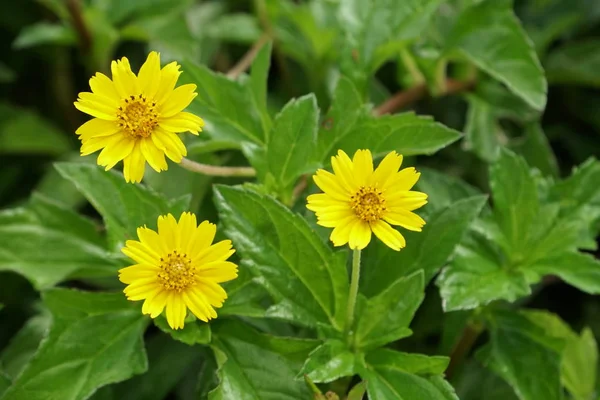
[179,157,256,177]
[345,248,362,341]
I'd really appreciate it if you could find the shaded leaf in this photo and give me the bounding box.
[359,348,455,400]
[209,320,317,400]
[0,103,71,155]
[182,62,265,147]
[298,339,355,383]
[482,309,566,400]
[363,195,487,296]
[56,163,183,249]
[464,95,502,162]
[114,333,201,400]
[562,328,598,400]
[437,230,531,311]
[214,185,348,330]
[154,316,211,345]
[266,94,319,194]
[0,196,119,290]
[490,149,539,253]
[354,270,424,350]
[13,22,76,48]
[546,40,600,87]
[447,0,547,110]
[2,289,148,400]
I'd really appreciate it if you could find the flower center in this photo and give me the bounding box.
[350,186,386,222]
[158,250,195,292]
[116,94,159,138]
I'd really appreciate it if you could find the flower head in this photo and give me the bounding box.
[119,212,237,329]
[307,149,427,251]
[74,52,204,183]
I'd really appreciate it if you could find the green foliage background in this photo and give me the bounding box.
[1,0,600,399]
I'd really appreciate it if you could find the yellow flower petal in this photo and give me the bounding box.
[119,213,237,328]
[197,261,239,283]
[331,150,358,192]
[96,135,135,170]
[178,212,197,252]
[74,99,117,120]
[352,149,373,186]
[151,128,186,162]
[111,57,138,98]
[384,209,426,232]
[370,151,403,188]
[157,213,178,249]
[187,221,217,257]
[371,220,406,251]
[306,149,427,250]
[140,137,168,172]
[76,118,120,141]
[122,240,160,265]
[155,61,181,104]
[384,167,420,191]
[75,52,203,182]
[194,240,235,265]
[158,111,204,134]
[160,84,198,118]
[80,133,121,156]
[89,72,119,101]
[123,143,146,183]
[138,51,161,97]
[348,220,372,250]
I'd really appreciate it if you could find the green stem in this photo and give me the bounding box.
[345,248,362,342]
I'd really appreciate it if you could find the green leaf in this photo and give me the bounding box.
[319,112,462,164]
[464,95,502,162]
[182,61,265,147]
[455,360,519,400]
[482,309,566,400]
[359,348,455,400]
[0,197,120,290]
[546,40,600,87]
[95,0,192,24]
[529,252,600,295]
[437,229,531,311]
[339,0,443,92]
[415,168,482,212]
[490,149,539,254]
[362,195,487,296]
[0,103,71,155]
[513,123,559,178]
[266,94,319,194]
[298,339,355,383]
[0,373,9,397]
[154,316,211,345]
[0,313,51,379]
[209,320,317,400]
[2,289,148,400]
[55,163,183,249]
[0,62,15,83]
[446,0,547,110]
[315,76,368,162]
[249,41,273,134]
[562,327,598,400]
[114,333,201,400]
[13,22,76,48]
[214,185,348,330]
[347,381,367,400]
[354,270,424,350]
[206,14,262,43]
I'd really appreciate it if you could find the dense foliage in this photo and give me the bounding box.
[1,0,600,399]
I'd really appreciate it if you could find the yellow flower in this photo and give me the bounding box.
[74,52,204,183]
[307,149,427,251]
[119,212,238,329]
